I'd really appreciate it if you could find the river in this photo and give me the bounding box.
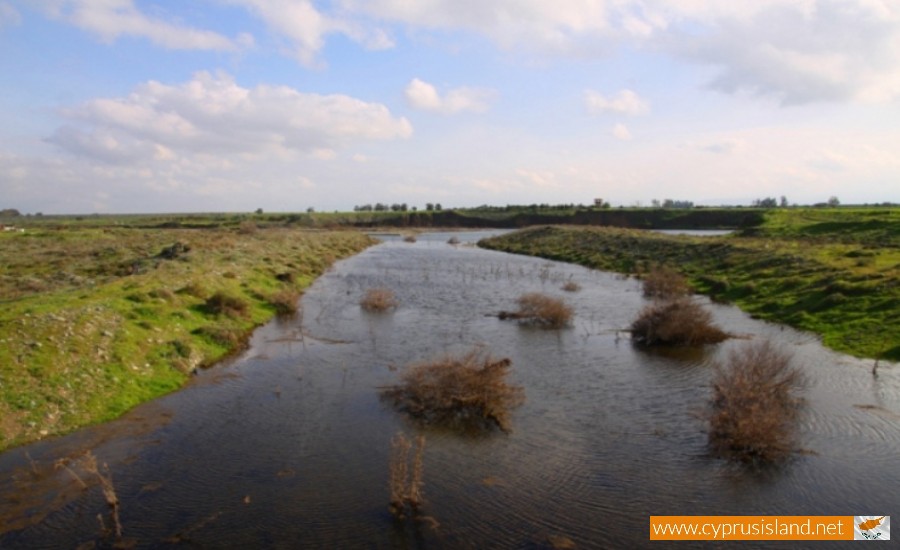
[1,231,897,548]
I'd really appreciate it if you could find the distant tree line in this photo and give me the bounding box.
[651,199,694,209]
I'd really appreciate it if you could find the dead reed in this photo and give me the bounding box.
[509,292,573,328]
[641,264,691,299]
[630,297,729,345]
[708,340,805,464]
[381,347,524,433]
[83,451,123,542]
[360,287,398,312]
[388,432,426,518]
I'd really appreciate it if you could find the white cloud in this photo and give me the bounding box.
[405,78,496,114]
[612,123,632,141]
[650,0,900,104]
[36,0,246,50]
[48,71,413,163]
[223,0,393,67]
[0,1,21,28]
[344,0,900,104]
[585,89,649,115]
[699,138,745,155]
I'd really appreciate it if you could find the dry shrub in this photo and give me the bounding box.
[237,220,258,234]
[642,265,690,299]
[269,287,301,316]
[630,298,729,345]
[447,236,460,245]
[360,287,398,312]
[382,347,524,433]
[561,279,581,292]
[513,292,573,328]
[388,433,426,518]
[709,340,805,464]
[203,291,249,318]
[403,234,417,243]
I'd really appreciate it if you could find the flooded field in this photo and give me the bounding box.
[1,231,897,548]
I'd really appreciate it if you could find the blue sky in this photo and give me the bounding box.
[1,1,899,214]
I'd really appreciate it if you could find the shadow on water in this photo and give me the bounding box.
[1,230,898,548]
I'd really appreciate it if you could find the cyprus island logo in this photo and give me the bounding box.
[854,516,890,541]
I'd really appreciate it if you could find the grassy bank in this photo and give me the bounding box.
[479,208,899,362]
[0,225,374,451]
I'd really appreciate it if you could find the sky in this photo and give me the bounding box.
[1,1,899,214]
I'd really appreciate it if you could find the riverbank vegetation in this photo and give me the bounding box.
[479,207,899,361]
[0,225,374,451]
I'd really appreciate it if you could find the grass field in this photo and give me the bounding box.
[479,207,899,362]
[0,223,374,451]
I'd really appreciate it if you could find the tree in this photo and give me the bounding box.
[779,196,789,208]
[827,196,840,207]
[255,207,264,215]
[753,197,777,208]
[425,203,434,212]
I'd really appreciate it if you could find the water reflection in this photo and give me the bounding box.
[1,231,897,549]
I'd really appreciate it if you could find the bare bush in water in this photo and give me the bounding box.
[630,298,729,345]
[708,340,805,464]
[381,347,524,433]
[360,287,398,312]
[505,292,573,328]
[561,278,581,292]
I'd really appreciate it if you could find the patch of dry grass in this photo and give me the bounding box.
[203,291,250,319]
[268,287,301,316]
[381,347,524,433]
[708,340,805,464]
[630,298,729,345]
[360,287,398,312]
[641,264,690,299]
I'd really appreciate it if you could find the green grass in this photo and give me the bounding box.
[479,208,899,362]
[0,225,374,451]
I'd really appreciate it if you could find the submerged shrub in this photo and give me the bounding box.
[630,298,729,345]
[641,265,690,299]
[561,279,581,292]
[381,347,524,433]
[511,292,573,328]
[360,287,398,312]
[708,340,805,464]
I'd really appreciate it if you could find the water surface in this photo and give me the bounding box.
[1,231,897,548]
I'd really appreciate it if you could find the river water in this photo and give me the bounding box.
[1,231,897,548]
